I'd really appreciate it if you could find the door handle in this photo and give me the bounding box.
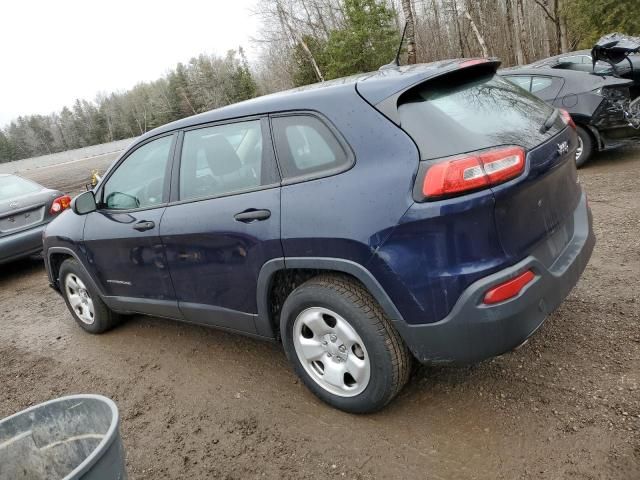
[234,209,271,223]
[133,220,155,231]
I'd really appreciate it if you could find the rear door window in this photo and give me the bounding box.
[179,119,278,201]
[530,76,553,92]
[272,115,351,181]
[530,75,564,101]
[504,75,532,91]
[397,73,560,160]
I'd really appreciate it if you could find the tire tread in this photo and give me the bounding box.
[301,274,412,407]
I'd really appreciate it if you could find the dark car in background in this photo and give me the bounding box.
[528,49,640,91]
[500,67,640,166]
[0,174,70,265]
[528,33,640,97]
[43,59,594,413]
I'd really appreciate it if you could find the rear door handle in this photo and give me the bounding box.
[234,209,271,223]
[133,220,155,231]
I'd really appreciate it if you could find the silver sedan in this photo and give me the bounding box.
[0,174,69,265]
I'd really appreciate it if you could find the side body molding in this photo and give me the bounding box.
[255,257,406,338]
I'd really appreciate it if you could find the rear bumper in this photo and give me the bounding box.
[401,193,594,364]
[0,225,46,265]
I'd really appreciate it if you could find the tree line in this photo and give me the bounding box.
[0,50,256,162]
[253,0,639,91]
[1,0,637,163]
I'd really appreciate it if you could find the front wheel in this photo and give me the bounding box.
[280,275,412,413]
[59,259,121,334]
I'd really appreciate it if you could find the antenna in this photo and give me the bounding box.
[379,22,408,70]
[394,22,409,67]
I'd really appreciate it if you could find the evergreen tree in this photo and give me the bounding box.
[228,48,258,103]
[567,0,640,47]
[323,0,398,79]
[0,130,16,162]
[292,35,328,87]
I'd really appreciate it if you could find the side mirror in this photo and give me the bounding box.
[71,191,97,215]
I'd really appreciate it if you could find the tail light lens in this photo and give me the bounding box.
[420,146,525,199]
[50,195,71,214]
[560,109,576,130]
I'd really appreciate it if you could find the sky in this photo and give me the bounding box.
[0,0,260,127]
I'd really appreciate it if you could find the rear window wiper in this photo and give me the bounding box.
[540,108,559,133]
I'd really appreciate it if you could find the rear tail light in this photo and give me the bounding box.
[483,270,535,305]
[420,146,525,199]
[50,195,71,214]
[560,109,576,130]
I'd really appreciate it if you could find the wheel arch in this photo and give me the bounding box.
[47,247,105,297]
[576,122,602,151]
[255,257,406,340]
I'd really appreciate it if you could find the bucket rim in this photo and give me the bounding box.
[0,394,120,480]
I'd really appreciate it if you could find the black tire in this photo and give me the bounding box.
[575,125,594,168]
[58,258,121,334]
[280,274,412,413]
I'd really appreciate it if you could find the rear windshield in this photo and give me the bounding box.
[398,72,562,160]
[0,175,42,202]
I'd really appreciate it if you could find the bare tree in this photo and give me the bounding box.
[532,0,568,54]
[401,0,417,64]
[462,4,489,57]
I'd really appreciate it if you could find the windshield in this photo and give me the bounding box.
[398,73,560,160]
[0,175,42,202]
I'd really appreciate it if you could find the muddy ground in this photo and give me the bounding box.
[1,147,638,479]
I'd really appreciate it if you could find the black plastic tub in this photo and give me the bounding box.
[0,394,126,479]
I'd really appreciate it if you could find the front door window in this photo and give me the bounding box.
[102,135,173,210]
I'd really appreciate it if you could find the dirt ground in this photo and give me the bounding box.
[1,147,638,479]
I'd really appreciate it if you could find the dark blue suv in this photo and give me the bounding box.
[44,59,595,413]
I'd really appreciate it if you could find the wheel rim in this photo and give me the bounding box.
[65,274,95,325]
[576,136,584,162]
[292,307,371,397]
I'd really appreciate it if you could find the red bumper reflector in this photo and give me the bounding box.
[483,270,535,305]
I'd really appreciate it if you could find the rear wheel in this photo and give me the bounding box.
[59,259,121,334]
[280,274,412,413]
[575,125,594,168]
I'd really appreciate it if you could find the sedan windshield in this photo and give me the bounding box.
[0,175,42,202]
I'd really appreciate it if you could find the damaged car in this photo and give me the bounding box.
[528,33,640,97]
[513,33,640,166]
[500,35,640,167]
[500,67,640,166]
[592,33,640,97]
